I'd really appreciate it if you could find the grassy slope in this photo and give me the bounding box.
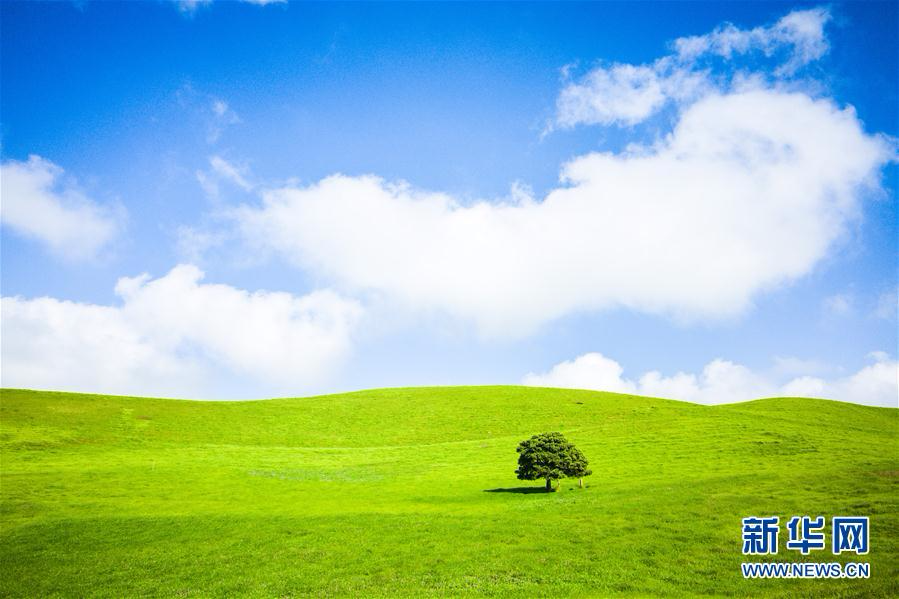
[0,386,896,597]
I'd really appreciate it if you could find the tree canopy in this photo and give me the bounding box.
[515,432,592,491]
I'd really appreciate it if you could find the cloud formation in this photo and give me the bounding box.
[555,63,676,128]
[196,155,253,199]
[1,265,362,398]
[523,351,898,407]
[672,6,831,75]
[237,89,893,336]
[174,0,285,15]
[0,155,124,261]
[555,7,831,128]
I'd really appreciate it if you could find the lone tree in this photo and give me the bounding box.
[515,432,592,491]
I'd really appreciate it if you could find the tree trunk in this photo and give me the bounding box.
[545,478,552,491]
[579,478,584,488]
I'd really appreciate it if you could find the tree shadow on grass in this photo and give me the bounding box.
[483,487,551,494]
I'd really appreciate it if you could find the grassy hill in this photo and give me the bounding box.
[1,386,896,597]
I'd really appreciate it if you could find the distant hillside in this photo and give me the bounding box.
[1,386,896,597]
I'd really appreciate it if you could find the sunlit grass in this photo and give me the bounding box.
[1,386,896,597]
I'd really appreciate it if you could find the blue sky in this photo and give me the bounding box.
[1,1,896,404]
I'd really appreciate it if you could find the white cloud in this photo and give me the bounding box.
[210,155,252,190]
[1,265,363,398]
[554,61,710,130]
[556,64,668,128]
[0,155,124,261]
[555,8,831,129]
[639,359,775,404]
[1,294,204,398]
[778,376,825,398]
[523,351,898,407]
[673,7,831,75]
[196,155,253,199]
[174,0,284,15]
[780,352,898,408]
[175,0,212,15]
[522,353,636,394]
[237,90,893,337]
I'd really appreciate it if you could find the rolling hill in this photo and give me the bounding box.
[1,386,896,597]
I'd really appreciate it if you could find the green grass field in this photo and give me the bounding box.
[1,386,896,597]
